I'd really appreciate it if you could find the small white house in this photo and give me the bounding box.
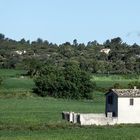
[63,87,140,125]
[14,50,26,55]
[100,48,111,54]
[106,88,140,124]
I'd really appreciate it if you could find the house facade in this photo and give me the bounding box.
[106,88,140,124]
[100,48,111,54]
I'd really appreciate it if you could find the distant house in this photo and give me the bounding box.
[15,50,26,55]
[100,48,111,54]
[105,87,140,124]
[63,87,140,125]
[136,55,140,58]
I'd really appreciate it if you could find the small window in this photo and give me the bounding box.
[108,95,113,105]
[130,98,134,106]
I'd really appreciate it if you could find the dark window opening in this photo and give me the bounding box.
[108,95,113,105]
[113,112,116,117]
[130,98,134,106]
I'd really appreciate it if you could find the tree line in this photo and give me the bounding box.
[0,33,140,74]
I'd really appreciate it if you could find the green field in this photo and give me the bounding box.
[0,97,105,140]
[1,98,140,140]
[0,69,140,140]
[0,69,26,78]
[0,98,104,127]
[92,74,140,89]
[0,69,140,95]
[0,69,34,97]
[1,125,140,140]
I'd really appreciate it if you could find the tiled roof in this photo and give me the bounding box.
[111,89,140,97]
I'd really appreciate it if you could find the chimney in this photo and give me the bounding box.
[134,86,137,90]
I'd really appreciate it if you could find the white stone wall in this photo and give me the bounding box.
[117,97,140,123]
[62,112,118,125]
[79,114,106,125]
[79,113,118,125]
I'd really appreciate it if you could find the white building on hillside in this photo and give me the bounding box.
[100,48,111,54]
[15,50,26,55]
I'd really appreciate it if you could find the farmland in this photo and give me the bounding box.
[1,98,140,140]
[93,74,140,89]
[0,69,140,140]
[1,125,140,140]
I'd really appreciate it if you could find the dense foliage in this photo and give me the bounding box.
[0,33,140,74]
[128,81,140,89]
[34,62,95,99]
[0,76,3,85]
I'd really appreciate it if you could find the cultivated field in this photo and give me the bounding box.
[1,125,140,140]
[0,69,140,140]
[92,74,140,89]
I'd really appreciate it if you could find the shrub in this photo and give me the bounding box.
[113,83,123,89]
[0,77,3,85]
[34,63,96,99]
[128,81,140,89]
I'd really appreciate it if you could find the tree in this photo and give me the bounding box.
[36,38,43,44]
[23,58,43,77]
[19,38,26,44]
[111,37,122,45]
[128,81,140,89]
[0,77,3,85]
[0,33,5,40]
[112,60,126,74]
[73,39,78,47]
[87,40,98,46]
[34,62,95,99]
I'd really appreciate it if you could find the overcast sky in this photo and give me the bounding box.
[0,0,140,44]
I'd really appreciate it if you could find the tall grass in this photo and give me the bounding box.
[92,74,140,89]
[0,69,34,97]
[0,125,140,140]
[0,98,104,127]
[93,74,140,80]
[0,69,26,78]
[0,77,34,90]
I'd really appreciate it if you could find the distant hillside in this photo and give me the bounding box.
[0,33,140,74]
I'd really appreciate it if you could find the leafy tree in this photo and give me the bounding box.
[0,77,3,85]
[0,33,5,40]
[112,60,126,74]
[111,37,122,45]
[34,62,95,99]
[73,39,78,47]
[113,83,123,89]
[23,58,43,77]
[128,81,140,89]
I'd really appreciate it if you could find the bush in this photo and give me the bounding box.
[34,63,96,99]
[0,77,3,85]
[128,81,140,89]
[113,83,123,89]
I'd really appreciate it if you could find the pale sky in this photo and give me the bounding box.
[0,0,140,44]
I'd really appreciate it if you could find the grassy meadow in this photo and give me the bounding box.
[1,125,140,140]
[0,98,104,127]
[0,69,34,97]
[92,74,140,89]
[1,98,140,140]
[0,69,140,140]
